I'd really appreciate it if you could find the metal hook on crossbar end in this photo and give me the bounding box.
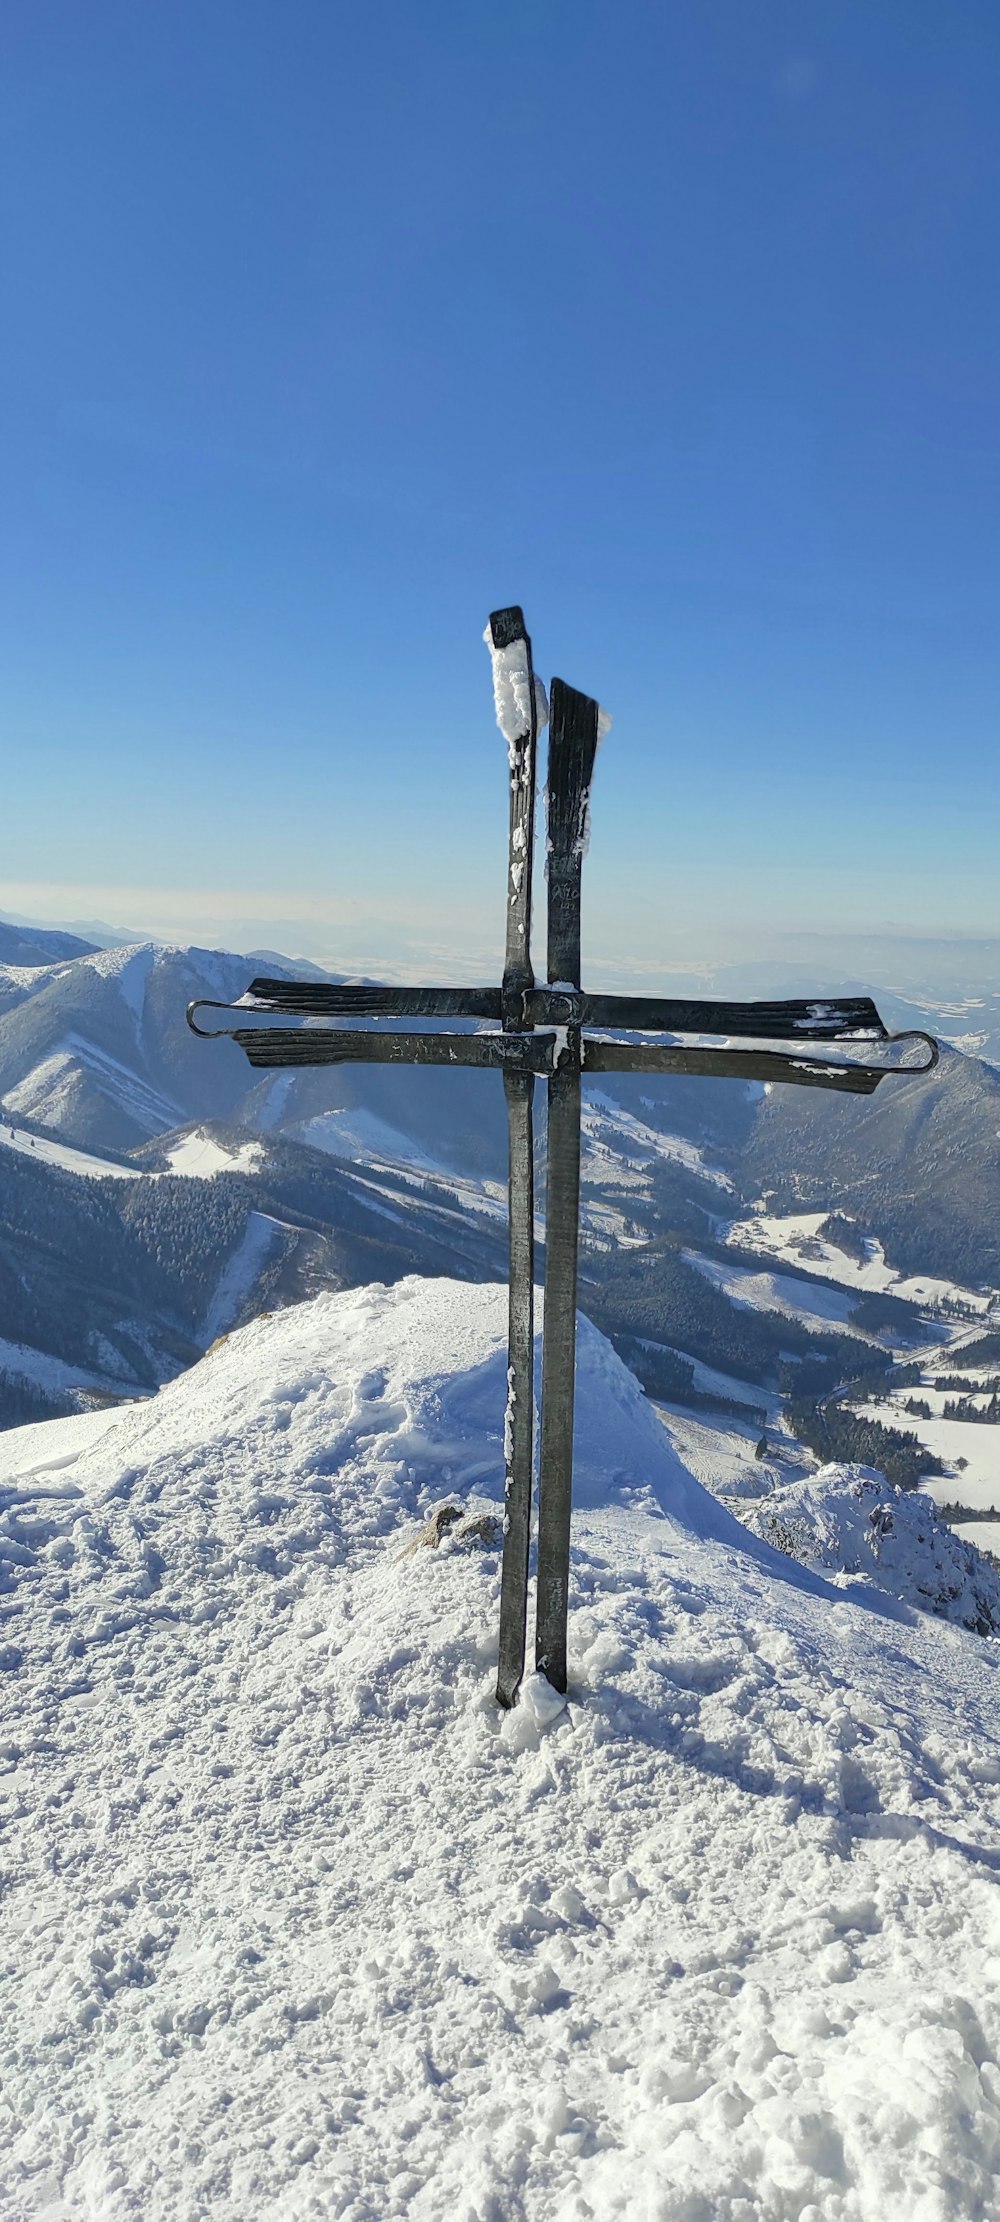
[882,1030,939,1073]
[187,999,246,1039]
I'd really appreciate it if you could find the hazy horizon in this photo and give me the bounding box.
[5,895,1000,1000]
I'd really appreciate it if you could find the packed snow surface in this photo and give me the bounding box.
[4,1280,1000,2222]
[740,1463,1000,1633]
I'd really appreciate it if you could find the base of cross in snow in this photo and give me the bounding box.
[2,1278,1000,2221]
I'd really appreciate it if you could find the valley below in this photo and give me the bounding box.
[1,919,999,1608]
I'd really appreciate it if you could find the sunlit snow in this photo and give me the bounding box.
[161,1129,264,1179]
[3,1279,1000,2220]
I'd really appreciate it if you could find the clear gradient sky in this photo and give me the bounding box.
[2,2,999,980]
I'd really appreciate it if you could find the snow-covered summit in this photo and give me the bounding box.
[0,942,259,1154]
[4,1280,1000,2220]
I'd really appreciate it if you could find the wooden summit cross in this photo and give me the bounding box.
[188,606,937,1708]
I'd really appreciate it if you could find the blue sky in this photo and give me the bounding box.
[2,1,998,980]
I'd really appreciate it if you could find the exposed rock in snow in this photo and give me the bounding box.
[2,1281,1000,2221]
[396,1499,501,1556]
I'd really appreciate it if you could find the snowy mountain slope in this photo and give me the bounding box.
[0,1111,514,1430]
[0,964,74,1022]
[6,930,1000,1520]
[726,1207,994,1319]
[0,1119,139,1181]
[3,1033,184,1141]
[125,1123,511,1290]
[743,1044,1000,1289]
[0,945,256,1152]
[0,934,759,1190]
[685,1249,875,1338]
[3,1281,1000,2222]
[240,1051,514,1179]
[0,1146,199,1416]
[5,932,1000,1291]
[156,1128,263,1178]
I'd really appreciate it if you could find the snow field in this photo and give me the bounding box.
[726,1210,994,1321]
[297,1106,454,1175]
[685,1250,869,1337]
[657,1402,800,1505]
[0,1123,138,1181]
[0,1114,261,1187]
[200,1211,282,1343]
[0,1335,119,1400]
[846,1391,1000,1516]
[161,1131,263,1179]
[2,1281,1000,2220]
[957,1519,1000,1558]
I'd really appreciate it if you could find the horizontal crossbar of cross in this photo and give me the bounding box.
[187,1007,935,1092]
[199,980,889,1033]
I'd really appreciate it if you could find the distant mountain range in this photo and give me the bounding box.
[1,925,999,1443]
[0,919,99,969]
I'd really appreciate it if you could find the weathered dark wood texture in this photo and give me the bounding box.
[213,1024,921,1092]
[246,981,502,1019]
[534,681,601,1694]
[226,1027,542,1070]
[239,980,886,1044]
[498,1068,536,1705]
[494,606,540,1708]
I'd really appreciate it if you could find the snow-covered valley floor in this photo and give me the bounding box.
[4,1281,1000,2221]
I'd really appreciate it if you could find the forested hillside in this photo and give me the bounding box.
[742,1045,1000,1288]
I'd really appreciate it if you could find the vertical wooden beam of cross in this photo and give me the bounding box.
[187,606,938,1712]
[490,606,542,1706]
[534,683,600,1694]
[485,615,606,1703]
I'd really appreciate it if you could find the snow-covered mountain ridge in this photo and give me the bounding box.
[3,1280,1000,2220]
[2,931,1000,1574]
